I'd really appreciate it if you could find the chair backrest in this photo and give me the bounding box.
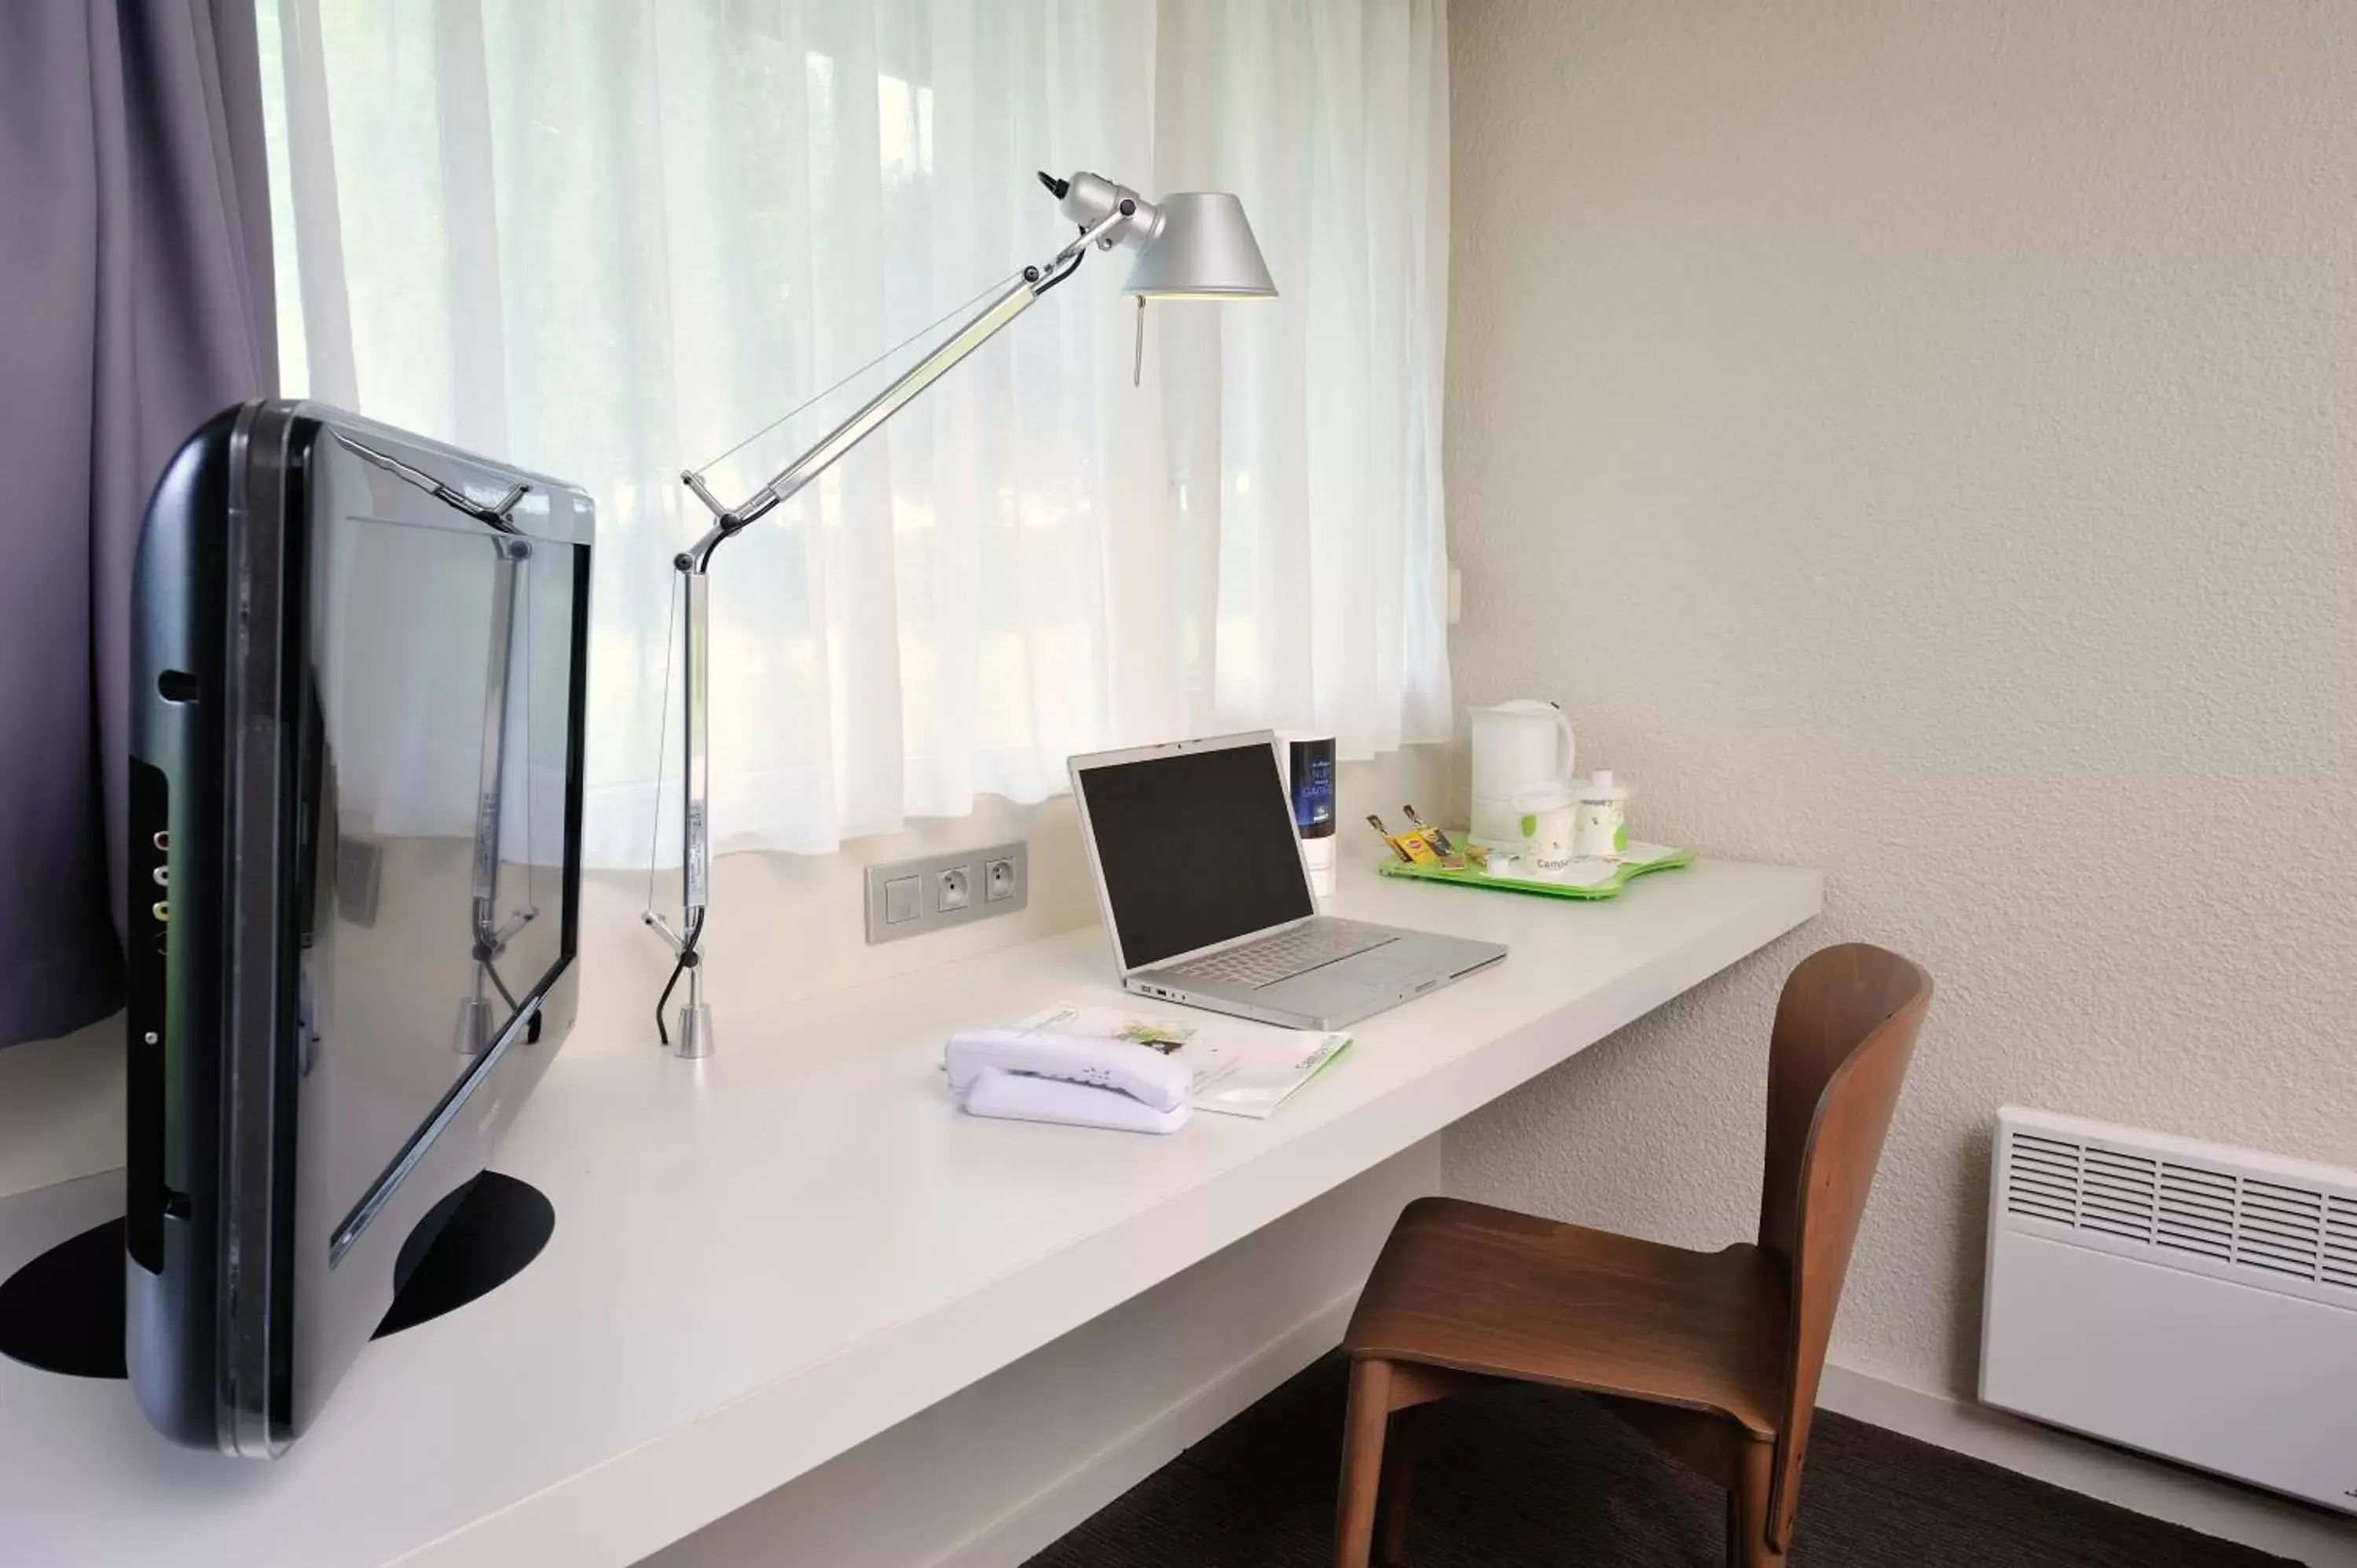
[1754,942,1932,1548]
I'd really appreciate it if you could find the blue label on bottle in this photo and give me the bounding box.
[1289,740,1336,837]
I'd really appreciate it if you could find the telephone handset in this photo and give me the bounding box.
[944,1028,1193,1134]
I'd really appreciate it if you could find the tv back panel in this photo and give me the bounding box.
[126,401,594,1455]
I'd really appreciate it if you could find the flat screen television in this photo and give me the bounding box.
[125,401,593,1455]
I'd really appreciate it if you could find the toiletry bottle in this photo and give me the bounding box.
[1279,733,1338,896]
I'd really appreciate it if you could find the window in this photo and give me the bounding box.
[258,0,1450,863]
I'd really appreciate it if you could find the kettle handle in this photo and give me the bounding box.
[1551,705,1576,780]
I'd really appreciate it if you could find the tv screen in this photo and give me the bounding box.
[126,401,593,1455]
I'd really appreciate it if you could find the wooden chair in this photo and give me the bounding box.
[1333,942,1932,1568]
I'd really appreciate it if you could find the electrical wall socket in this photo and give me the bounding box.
[863,840,1028,945]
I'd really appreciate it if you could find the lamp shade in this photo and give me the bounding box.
[1122,192,1277,299]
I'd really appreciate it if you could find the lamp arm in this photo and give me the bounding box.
[676,201,1131,570]
[643,199,1134,1056]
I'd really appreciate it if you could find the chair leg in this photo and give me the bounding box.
[1335,1357,1393,1568]
[1376,1403,1418,1566]
[1729,1438,1786,1568]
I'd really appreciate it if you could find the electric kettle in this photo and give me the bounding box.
[1468,699,1574,848]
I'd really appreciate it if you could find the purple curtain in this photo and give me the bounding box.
[0,1,277,1047]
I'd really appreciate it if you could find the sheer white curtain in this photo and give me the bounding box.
[258,0,1450,864]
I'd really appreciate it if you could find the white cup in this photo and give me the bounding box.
[1511,782,1578,867]
[1571,771,1632,859]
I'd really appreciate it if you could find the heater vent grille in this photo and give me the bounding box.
[2003,1133,2079,1225]
[2001,1126,2356,1301]
[2323,1196,2357,1290]
[2156,1163,2234,1261]
[2080,1147,2157,1243]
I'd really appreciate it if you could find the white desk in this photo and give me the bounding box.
[0,855,1819,1568]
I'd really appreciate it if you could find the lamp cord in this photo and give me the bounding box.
[691,268,1026,477]
[485,958,519,1013]
[654,914,700,1049]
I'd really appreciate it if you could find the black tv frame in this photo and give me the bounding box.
[125,400,592,1454]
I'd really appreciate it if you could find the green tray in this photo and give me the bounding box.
[1376,841,1694,900]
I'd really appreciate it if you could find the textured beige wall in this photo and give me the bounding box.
[1443,0,2357,1395]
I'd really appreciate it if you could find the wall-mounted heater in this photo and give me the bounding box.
[1982,1106,2357,1514]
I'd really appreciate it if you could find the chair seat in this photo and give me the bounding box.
[1343,1196,1791,1438]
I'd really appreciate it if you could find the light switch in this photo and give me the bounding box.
[884,875,921,924]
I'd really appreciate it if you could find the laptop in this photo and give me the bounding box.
[1069,732,1508,1030]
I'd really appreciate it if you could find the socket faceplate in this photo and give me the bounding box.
[864,840,1028,944]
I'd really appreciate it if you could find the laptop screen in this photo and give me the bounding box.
[1077,740,1317,970]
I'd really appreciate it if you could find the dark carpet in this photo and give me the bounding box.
[1025,1356,2297,1568]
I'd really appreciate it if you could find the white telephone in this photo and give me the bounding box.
[944,1028,1193,1134]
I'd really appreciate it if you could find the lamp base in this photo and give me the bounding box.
[673,1002,715,1060]
[455,994,495,1056]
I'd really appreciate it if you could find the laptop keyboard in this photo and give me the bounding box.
[1168,925,1396,991]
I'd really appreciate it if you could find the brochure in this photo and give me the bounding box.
[1006,1004,1352,1120]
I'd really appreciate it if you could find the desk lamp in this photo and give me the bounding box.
[644,171,1277,1056]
